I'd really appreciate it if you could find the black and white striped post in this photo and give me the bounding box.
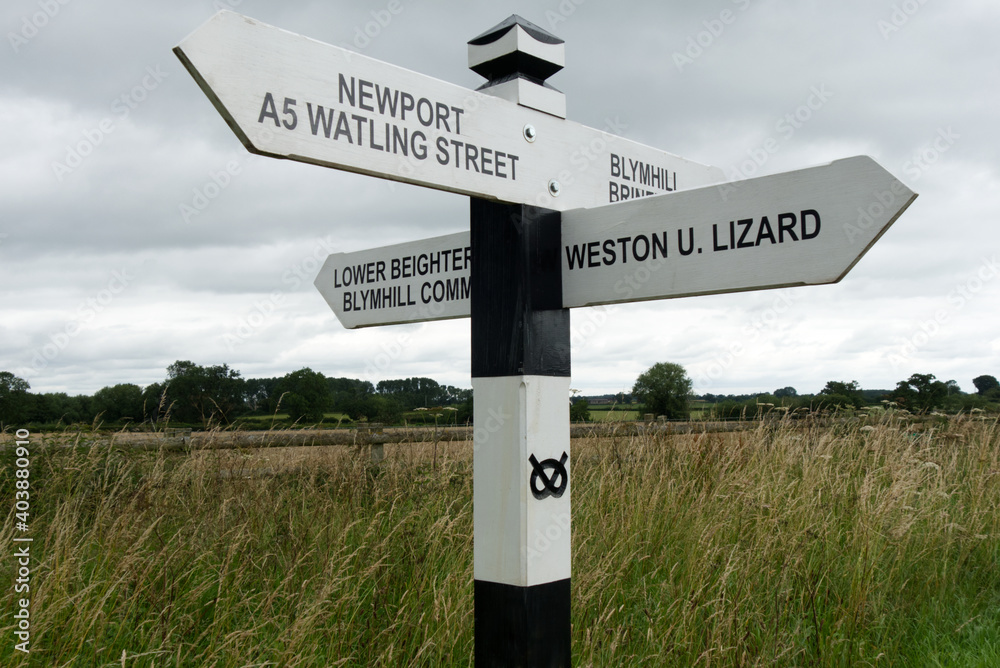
[468,17,573,667]
[177,9,919,668]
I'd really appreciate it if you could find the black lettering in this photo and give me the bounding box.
[737,219,754,249]
[713,224,728,251]
[400,92,415,120]
[678,227,695,256]
[435,102,451,132]
[756,216,776,245]
[652,231,668,259]
[778,213,798,242]
[411,131,427,159]
[801,209,821,239]
[436,136,450,165]
[368,119,384,150]
[602,239,617,266]
[451,106,464,134]
[638,162,650,186]
[333,113,352,142]
[416,98,434,126]
[609,181,619,202]
[306,103,335,138]
[338,74,355,107]
[358,79,375,112]
[392,126,408,156]
[258,92,279,126]
[281,98,297,130]
[495,152,507,178]
[465,143,480,172]
[633,235,650,261]
[610,153,622,178]
[376,85,398,116]
[351,114,366,145]
[566,244,587,270]
[587,241,600,268]
[481,147,494,176]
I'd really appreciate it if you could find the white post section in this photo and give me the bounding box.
[473,375,572,587]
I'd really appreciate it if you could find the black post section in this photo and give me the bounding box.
[471,197,571,667]
[474,579,572,667]
[471,199,569,378]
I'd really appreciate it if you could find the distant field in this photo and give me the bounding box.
[237,412,351,426]
[588,409,640,421]
[2,418,998,665]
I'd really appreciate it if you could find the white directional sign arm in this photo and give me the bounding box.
[560,155,916,308]
[174,11,723,211]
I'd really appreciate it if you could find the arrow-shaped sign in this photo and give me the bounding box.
[314,156,915,328]
[560,155,915,308]
[315,231,470,329]
[174,11,723,212]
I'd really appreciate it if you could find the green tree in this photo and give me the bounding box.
[277,368,331,422]
[164,361,246,425]
[632,362,692,420]
[93,383,144,423]
[819,380,864,408]
[570,398,590,422]
[0,372,31,426]
[774,386,797,398]
[893,373,952,412]
[973,375,999,398]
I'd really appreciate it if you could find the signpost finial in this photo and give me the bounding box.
[468,15,566,118]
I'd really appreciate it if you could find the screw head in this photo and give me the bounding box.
[523,124,537,142]
[548,179,561,196]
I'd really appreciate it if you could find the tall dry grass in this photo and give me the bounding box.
[0,417,998,666]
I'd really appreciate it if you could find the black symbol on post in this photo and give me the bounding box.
[529,451,569,500]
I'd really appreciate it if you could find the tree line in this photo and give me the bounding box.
[0,362,472,429]
[594,362,1000,421]
[4,362,998,430]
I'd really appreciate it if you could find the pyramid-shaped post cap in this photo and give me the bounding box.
[468,15,565,84]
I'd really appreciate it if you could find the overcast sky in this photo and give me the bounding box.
[2,0,997,399]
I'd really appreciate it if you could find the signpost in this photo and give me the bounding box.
[173,10,723,212]
[314,232,471,329]
[314,156,913,328]
[176,11,916,667]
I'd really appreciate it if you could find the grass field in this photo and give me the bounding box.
[2,417,999,665]
[588,409,641,422]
